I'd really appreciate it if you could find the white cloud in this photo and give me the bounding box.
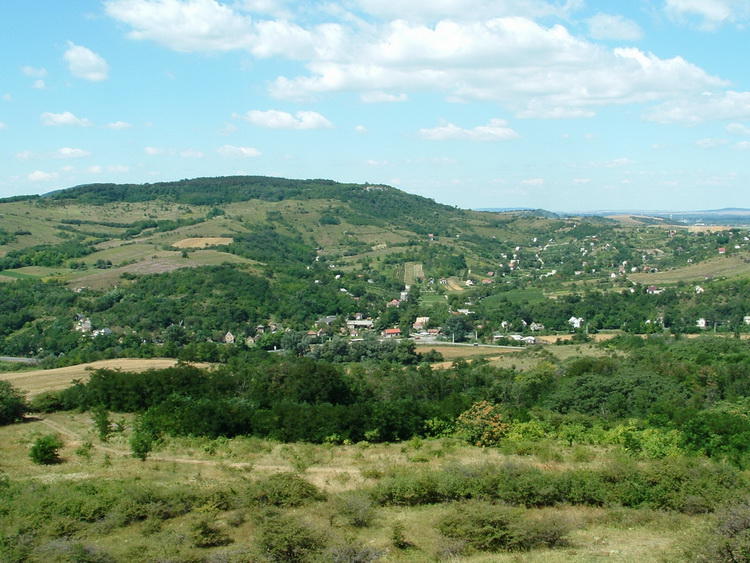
[87,165,103,174]
[240,109,333,129]
[726,122,750,135]
[15,148,92,159]
[360,91,407,103]
[734,141,750,150]
[417,118,520,141]
[0,122,7,130]
[104,1,735,120]
[33,80,47,89]
[40,111,93,127]
[106,121,132,129]
[268,19,725,118]
[27,170,58,182]
[643,91,750,124]
[587,13,643,40]
[56,147,92,158]
[573,178,591,184]
[108,165,130,173]
[180,149,205,158]
[22,66,47,78]
[355,125,368,133]
[522,178,545,185]
[63,42,109,81]
[104,0,253,52]
[666,0,750,29]
[216,144,261,157]
[144,146,168,155]
[695,138,729,148]
[355,0,582,22]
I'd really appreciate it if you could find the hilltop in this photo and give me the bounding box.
[1,175,750,366]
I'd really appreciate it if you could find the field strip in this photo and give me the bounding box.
[1,358,211,397]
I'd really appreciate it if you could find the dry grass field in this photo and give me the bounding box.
[172,237,234,248]
[0,358,211,397]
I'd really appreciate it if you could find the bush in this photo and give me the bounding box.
[257,512,326,562]
[333,492,376,527]
[29,434,63,465]
[690,497,750,561]
[0,380,26,425]
[455,401,508,447]
[249,473,326,508]
[438,500,570,553]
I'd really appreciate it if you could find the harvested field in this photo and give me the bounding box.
[172,237,233,248]
[0,358,211,397]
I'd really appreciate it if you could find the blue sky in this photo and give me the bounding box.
[2,0,750,212]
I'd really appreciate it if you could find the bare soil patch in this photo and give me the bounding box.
[0,358,211,397]
[172,237,233,248]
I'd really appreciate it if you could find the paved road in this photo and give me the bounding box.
[0,356,40,364]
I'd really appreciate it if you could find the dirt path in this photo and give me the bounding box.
[34,416,361,480]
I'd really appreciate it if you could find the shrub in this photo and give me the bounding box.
[438,500,570,553]
[192,518,233,548]
[0,380,26,425]
[257,512,326,562]
[326,543,385,562]
[29,434,64,465]
[333,492,376,527]
[249,473,325,508]
[455,401,508,447]
[690,497,750,561]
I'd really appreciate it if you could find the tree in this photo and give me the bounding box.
[29,434,63,464]
[0,381,26,425]
[444,314,474,342]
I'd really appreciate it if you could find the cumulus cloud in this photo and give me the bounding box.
[104,1,734,120]
[360,91,408,103]
[695,138,729,148]
[16,148,92,159]
[22,66,47,78]
[666,0,750,29]
[55,147,92,158]
[27,170,57,182]
[0,122,7,130]
[522,178,545,185]
[418,118,520,141]
[106,121,132,129]
[726,122,750,135]
[240,109,333,129]
[587,13,643,40]
[643,90,750,124]
[104,0,253,52]
[180,149,205,158]
[216,144,261,157]
[144,146,168,155]
[40,111,93,127]
[63,42,109,81]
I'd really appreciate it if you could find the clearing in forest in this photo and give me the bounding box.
[172,237,233,248]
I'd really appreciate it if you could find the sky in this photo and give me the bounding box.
[2,0,750,212]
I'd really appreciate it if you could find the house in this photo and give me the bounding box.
[696,318,707,329]
[529,322,545,332]
[718,247,727,254]
[568,316,585,330]
[647,285,662,295]
[744,316,750,325]
[386,299,400,308]
[75,318,92,333]
[413,317,430,330]
[383,328,401,338]
[465,279,474,286]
